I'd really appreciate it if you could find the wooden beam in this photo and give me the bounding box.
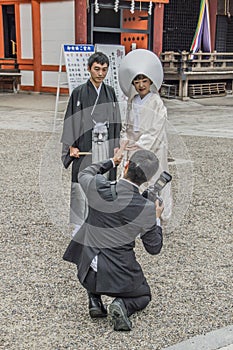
[31,0,42,92]
[14,2,22,60]
[75,0,87,44]
[153,3,164,56]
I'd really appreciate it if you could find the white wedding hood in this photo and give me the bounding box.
[118,49,164,98]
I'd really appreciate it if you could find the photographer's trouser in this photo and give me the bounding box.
[82,267,151,317]
[70,182,88,225]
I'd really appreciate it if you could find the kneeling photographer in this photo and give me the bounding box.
[63,145,167,331]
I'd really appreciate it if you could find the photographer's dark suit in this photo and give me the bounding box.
[63,159,163,316]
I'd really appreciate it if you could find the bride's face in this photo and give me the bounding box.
[133,77,152,98]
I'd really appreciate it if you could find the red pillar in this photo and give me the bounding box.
[209,0,218,51]
[31,0,41,92]
[75,0,87,44]
[153,3,164,56]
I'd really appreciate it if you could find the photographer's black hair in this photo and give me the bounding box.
[88,52,109,68]
[126,150,159,186]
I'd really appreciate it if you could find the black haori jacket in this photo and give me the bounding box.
[61,80,121,182]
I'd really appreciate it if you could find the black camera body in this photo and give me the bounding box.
[142,171,172,204]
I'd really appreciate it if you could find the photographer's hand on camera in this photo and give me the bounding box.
[155,199,164,219]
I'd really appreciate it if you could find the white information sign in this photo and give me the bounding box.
[63,44,95,94]
[95,44,126,103]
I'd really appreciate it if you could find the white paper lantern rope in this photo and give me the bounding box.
[95,0,100,14]
[130,0,135,14]
[93,1,153,16]
[148,1,152,15]
[114,0,119,12]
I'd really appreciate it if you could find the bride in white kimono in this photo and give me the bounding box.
[118,49,172,221]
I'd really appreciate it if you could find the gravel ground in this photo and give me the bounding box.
[0,128,232,350]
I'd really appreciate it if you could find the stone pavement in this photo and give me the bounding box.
[0,91,233,138]
[0,91,232,350]
[164,94,233,139]
[163,92,233,349]
[162,325,233,350]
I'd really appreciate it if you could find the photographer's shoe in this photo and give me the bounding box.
[109,298,132,331]
[88,293,107,318]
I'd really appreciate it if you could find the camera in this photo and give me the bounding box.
[142,171,172,204]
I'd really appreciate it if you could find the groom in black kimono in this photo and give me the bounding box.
[61,52,121,229]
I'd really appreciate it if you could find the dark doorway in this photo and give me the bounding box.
[2,5,16,58]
